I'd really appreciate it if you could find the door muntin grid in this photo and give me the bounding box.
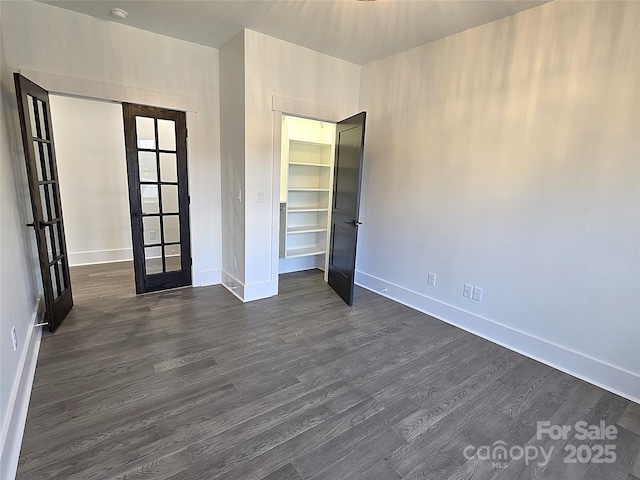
[135,115,181,275]
[28,94,68,301]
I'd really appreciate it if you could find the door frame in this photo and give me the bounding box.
[270,96,356,295]
[15,70,198,291]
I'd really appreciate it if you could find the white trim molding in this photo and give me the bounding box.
[193,268,222,288]
[67,248,133,266]
[19,69,198,113]
[271,95,351,122]
[221,270,246,302]
[355,270,640,404]
[0,298,44,480]
[244,280,277,303]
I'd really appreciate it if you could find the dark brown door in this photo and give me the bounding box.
[328,112,366,306]
[14,74,73,331]
[122,103,191,294]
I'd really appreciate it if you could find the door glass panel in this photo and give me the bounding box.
[57,259,66,292]
[28,96,38,137]
[160,153,177,182]
[165,244,181,272]
[145,246,163,274]
[161,185,179,213]
[53,222,62,256]
[140,185,159,214]
[50,261,62,299]
[37,99,49,140]
[136,116,155,149]
[163,215,180,243]
[157,119,176,151]
[48,184,58,220]
[44,225,55,262]
[143,216,161,245]
[138,151,157,182]
[42,143,53,181]
[33,141,44,181]
[39,184,52,221]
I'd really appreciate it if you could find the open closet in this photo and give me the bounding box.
[279,115,336,275]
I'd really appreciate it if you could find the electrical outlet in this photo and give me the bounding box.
[427,272,436,286]
[472,287,483,301]
[237,190,242,202]
[463,284,473,298]
[11,326,18,351]
[233,256,238,269]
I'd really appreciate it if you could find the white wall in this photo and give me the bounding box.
[0,18,43,479]
[49,95,131,266]
[219,32,247,297]
[1,0,222,287]
[1,3,222,473]
[358,1,640,401]
[242,29,361,300]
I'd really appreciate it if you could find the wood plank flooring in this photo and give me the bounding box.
[16,262,640,480]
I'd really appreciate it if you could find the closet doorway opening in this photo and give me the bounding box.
[275,111,367,306]
[278,115,336,278]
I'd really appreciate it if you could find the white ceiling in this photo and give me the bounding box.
[40,0,548,65]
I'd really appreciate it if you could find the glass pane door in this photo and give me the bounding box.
[14,74,73,331]
[123,104,191,294]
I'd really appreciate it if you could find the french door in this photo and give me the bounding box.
[122,104,192,294]
[14,74,73,331]
[327,112,366,306]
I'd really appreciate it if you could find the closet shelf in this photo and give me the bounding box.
[287,207,329,213]
[289,139,332,147]
[286,245,327,258]
[288,187,330,192]
[287,226,328,234]
[289,161,332,168]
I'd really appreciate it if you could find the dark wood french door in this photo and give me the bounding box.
[327,112,366,306]
[14,74,73,331]
[122,104,191,294]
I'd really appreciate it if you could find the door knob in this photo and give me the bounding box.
[344,220,363,227]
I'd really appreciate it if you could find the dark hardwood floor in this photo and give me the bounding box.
[16,262,640,480]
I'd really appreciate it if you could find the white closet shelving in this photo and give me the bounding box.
[281,116,335,262]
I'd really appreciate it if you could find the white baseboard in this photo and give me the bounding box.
[0,298,44,480]
[68,248,133,266]
[244,279,277,302]
[193,268,221,287]
[221,270,245,302]
[355,271,640,404]
[221,271,279,303]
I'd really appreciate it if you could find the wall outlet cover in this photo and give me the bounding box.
[463,284,473,298]
[427,273,436,286]
[473,287,483,301]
